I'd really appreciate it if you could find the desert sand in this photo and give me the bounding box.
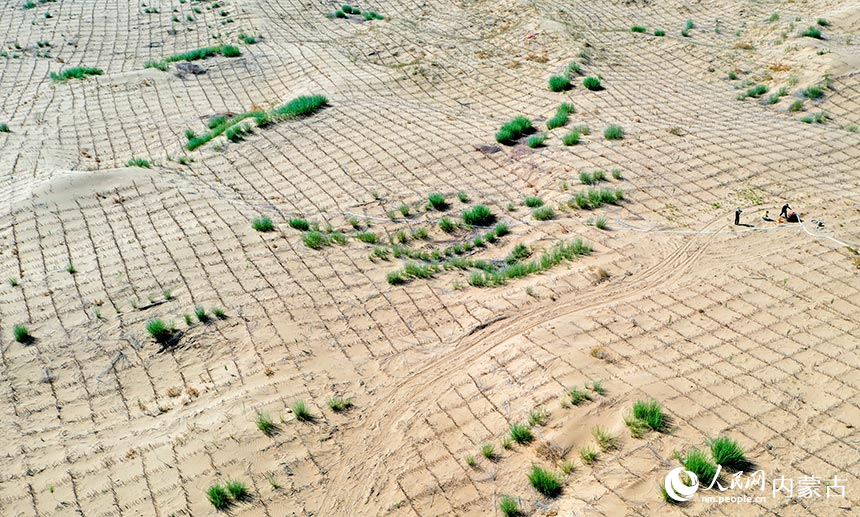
[0,0,859,515]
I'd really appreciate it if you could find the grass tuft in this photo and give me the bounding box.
[802,26,822,39]
[532,206,554,221]
[709,436,748,469]
[462,205,495,226]
[496,116,534,144]
[604,124,624,140]
[548,75,571,92]
[528,408,550,426]
[225,479,249,501]
[499,495,520,516]
[682,448,718,484]
[292,400,313,421]
[288,218,310,231]
[583,76,602,91]
[256,412,276,436]
[562,131,580,146]
[528,465,562,497]
[524,196,544,208]
[632,399,667,432]
[146,319,175,344]
[592,426,619,451]
[631,25,647,33]
[580,445,598,465]
[568,387,592,405]
[51,67,103,82]
[481,443,496,460]
[327,396,354,412]
[527,134,546,148]
[546,103,574,129]
[428,193,448,210]
[207,485,230,509]
[252,216,274,232]
[13,324,32,343]
[509,422,533,444]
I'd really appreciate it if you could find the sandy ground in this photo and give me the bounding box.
[0,0,859,515]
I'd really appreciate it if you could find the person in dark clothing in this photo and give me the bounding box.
[735,207,742,225]
[780,203,791,218]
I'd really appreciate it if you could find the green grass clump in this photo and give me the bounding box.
[225,479,249,501]
[789,99,804,112]
[144,60,168,71]
[802,85,824,99]
[583,76,602,91]
[709,436,747,469]
[356,232,378,244]
[568,387,592,405]
[528,408,550,426]
[292,400,313,421]
[580,445,598,465]
[194,306,209,323]
[817,18,830,27]
[126,158,151,168]
[528,465,562,497]
[481,443,496,460]
[494,223,509,237]
[206,484,230,509]
[221,45,241,57]
[462,205,495,226]
[469,239,592,287]
[256,412,276,436]
[166,46,221,62]
[212,308,226,319]
[631,25,647,33]
[273,94,328,118]
[50,67,103,82]
[146,319,175,344]
[744,84,768,98]
[548,75,571,92]
[632,399,667,432]
[654,29,666,36]
[562,131,580,145]
[506,243,531,264]
[499,495,520,516]
[524,196,543,208]
[546,103,574,129]
[509,422,533,444]
[0,123,9,133]
[303,231,328,249]
[496,116,534,144]
[592,426,619,451]
[594,216,608,230]
[252,216,274,232]
[604,124,624,140]
[13,324,32,343]
[682,448,718,484]
[439,217,455,233]
[532,206,554,221]
[22,1,36,9]
[362,11,384,20]
[428,193,448,210]
[288,218,310,231]
[526,134,546,148]
[327,396,354,412]
[802,26,822,39]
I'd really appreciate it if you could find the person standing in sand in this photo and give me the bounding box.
[735,207,742,225]
[780,203,791,219]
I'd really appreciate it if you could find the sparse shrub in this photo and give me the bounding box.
[356,232,378,244]
[398,204,410,217]
[568,387,592,405]
[481,444,496,460]
[527,134,545,148]
[802,85,824,99]
[506,243,531,264]
[428,193,448,210]
[580,446,598,465]
[524,196,543,208]
[494,223,509,237]
[590,380,606,395]
[592,170,606,182]
[288,218,310,231]
[51,67,103,82]
[439,217,455,233]
[548,75,571,92]
[465,455,477,468]
[595,217,608,230]
[13,324,32,343]
[604,124,624,140]
[252,216,274,232]
[496,116,534,144]
[509,422,533,444]
[528,408,550,426]
[532,206,554,221]
[529,465,562,497]
[303,231,328,249]
[225,480,249,501]
[327,396,354,412]
[562,131,580,145]
[206,485,230,509]
[682,448,718,484]
[256,412,276,435]
[579,171,594,185]
[611,168,622,179]
[631,25,646,33]
[566,61,581,76]
[592,426,619,451]
[499,495,520,516]
[802,26,822,39]
[632,399,667,432]
[146,319,175,344]
[462,205,495,226]
[292,400,312,421]
[709,436,747,469]
[457,191,469,203]
[144,60,168,71]
[583,76,601,91]
[789,99,804,112]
